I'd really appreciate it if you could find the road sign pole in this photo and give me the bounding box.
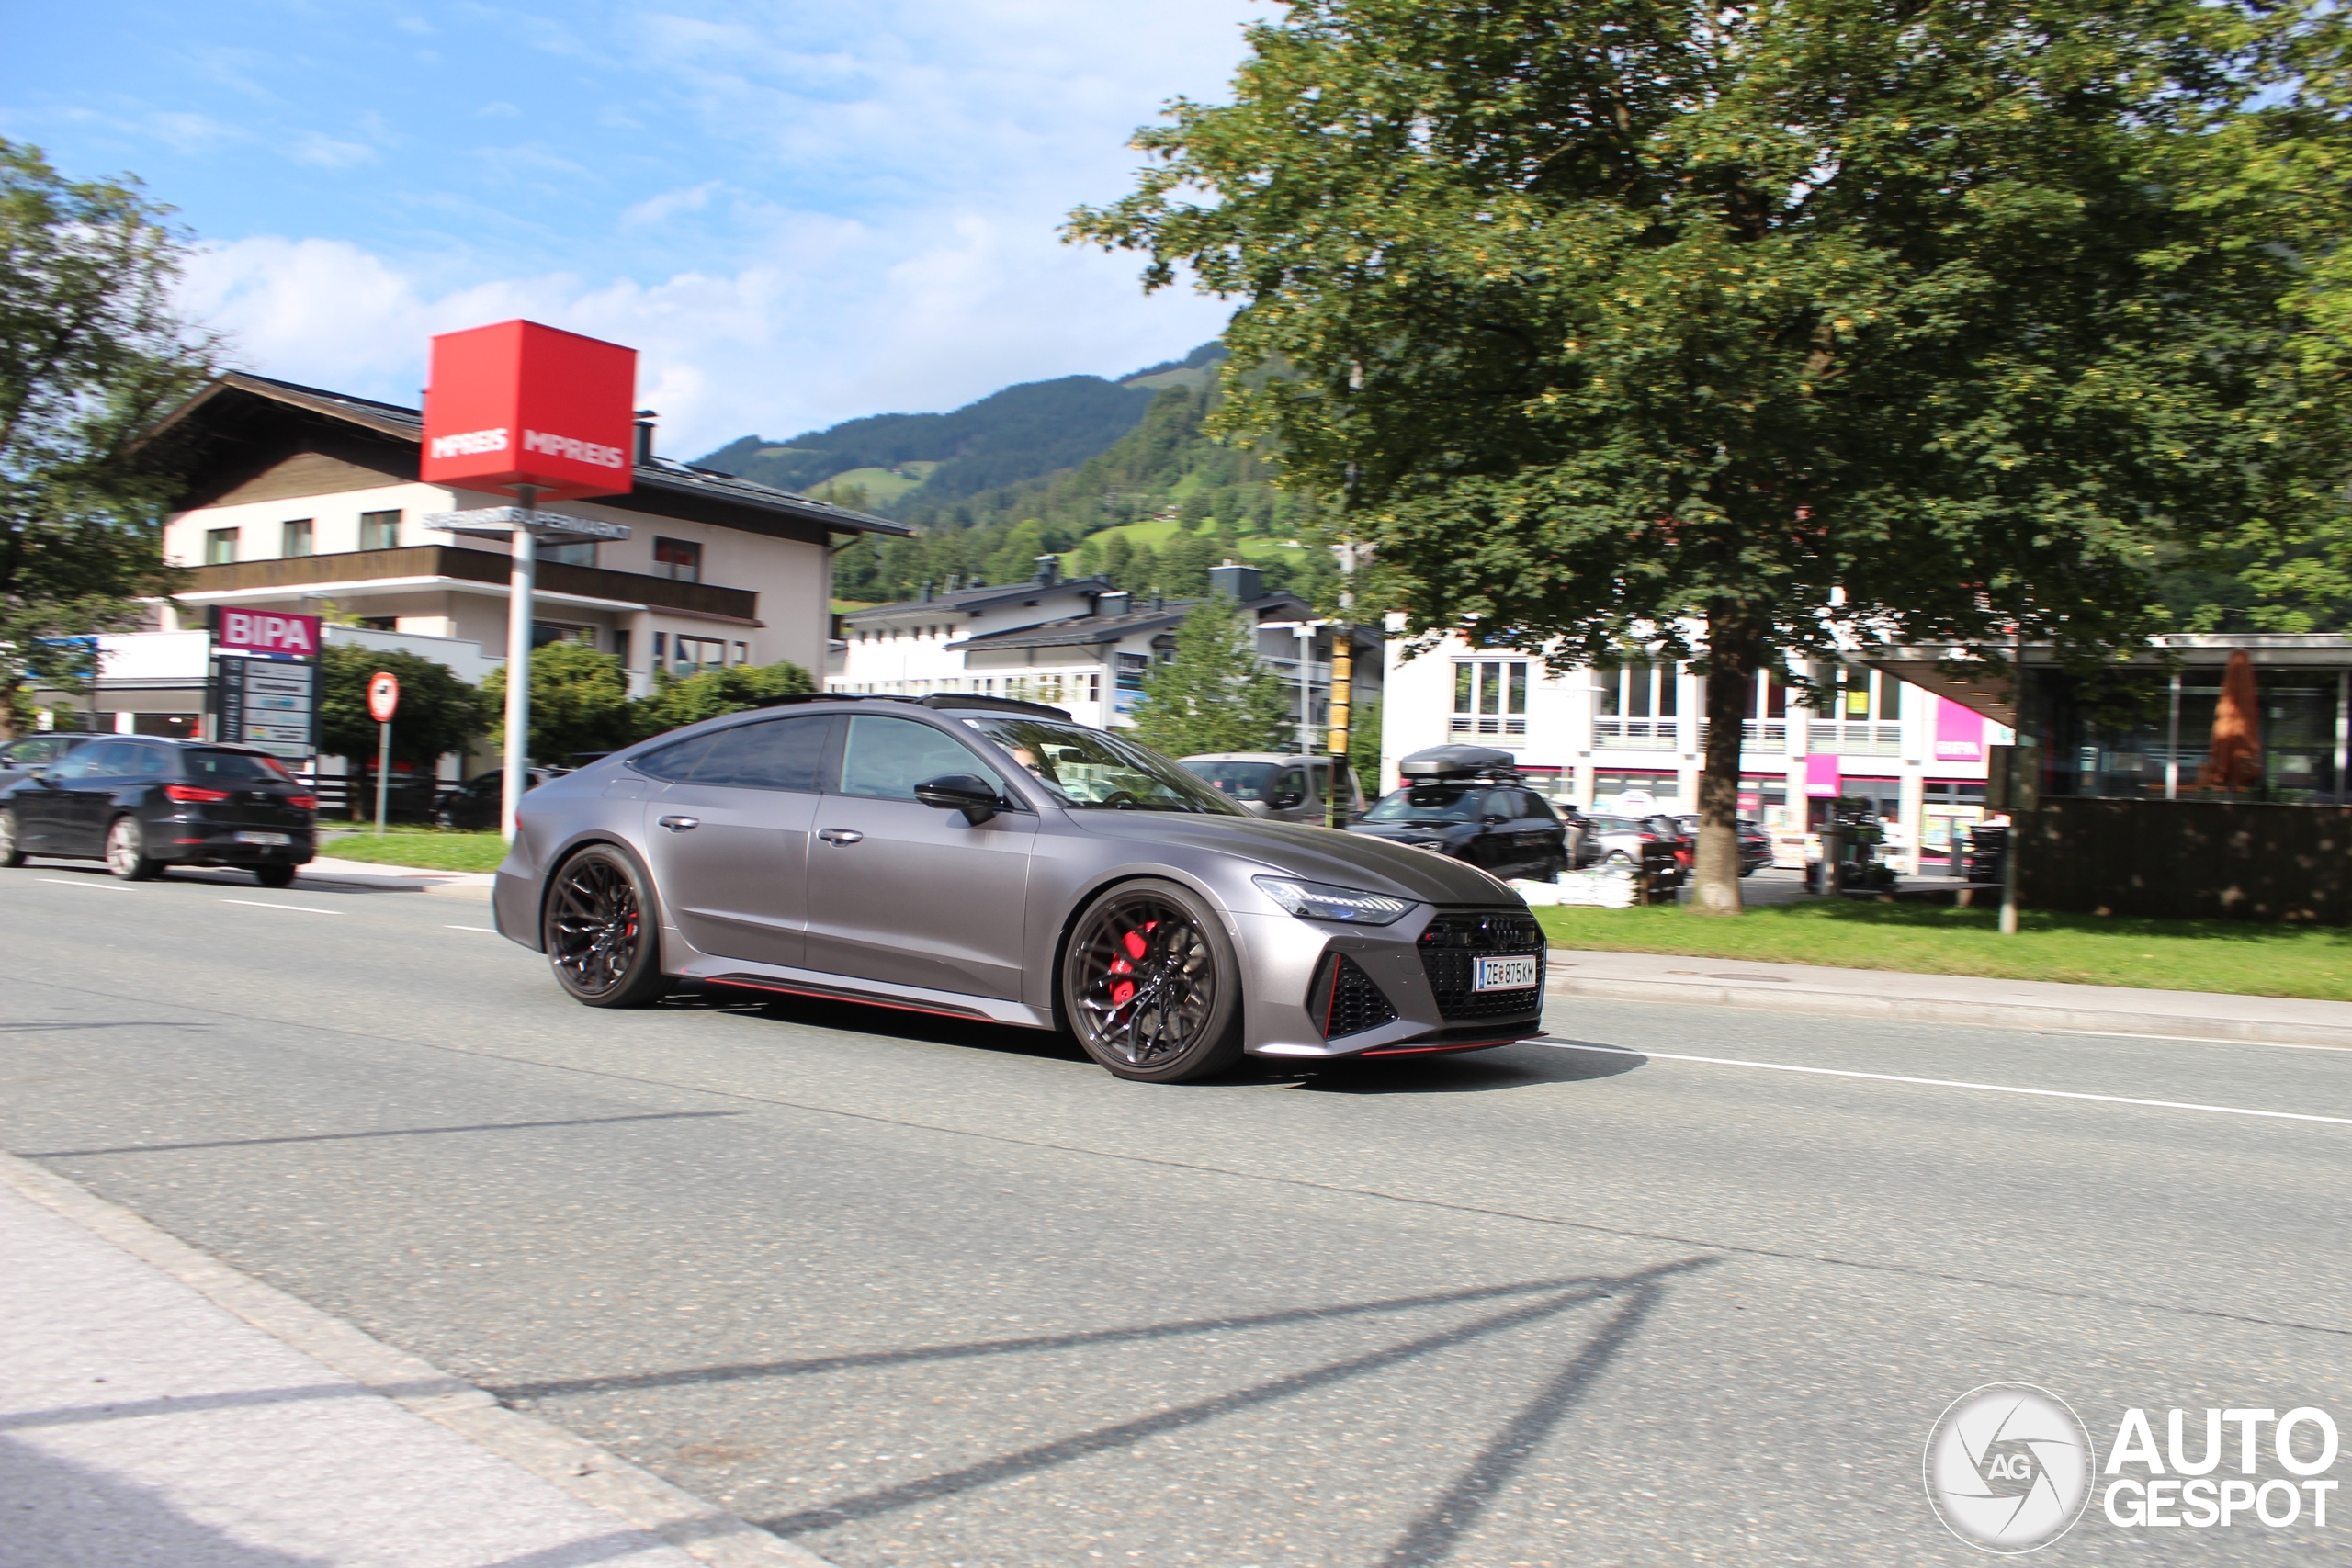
[375,719,392,837]
[501,490,541,844]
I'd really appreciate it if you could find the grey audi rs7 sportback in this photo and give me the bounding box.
[492,694,1547,1082]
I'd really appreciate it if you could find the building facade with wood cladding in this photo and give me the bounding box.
[142,373,906,687]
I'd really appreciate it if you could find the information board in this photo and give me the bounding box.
[214,656,320,762]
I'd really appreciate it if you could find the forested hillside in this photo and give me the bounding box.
[829,373,1340,607]
[695,343,1226,517]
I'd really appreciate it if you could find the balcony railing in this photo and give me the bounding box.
[1451,713,1528,740]
[1808,721,1905,756]
[1691,720,1790,749]
[1591,717,1677,749]
[183,545,759,623]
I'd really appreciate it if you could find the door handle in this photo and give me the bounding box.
[816,828,864,846]
[657,815,700,831]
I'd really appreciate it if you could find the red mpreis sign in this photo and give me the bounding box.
[216,608,322,660]
[420,321,638,502]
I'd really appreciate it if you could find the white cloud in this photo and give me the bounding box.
[179,216,1231,457]
[619,180,721,230]
[290,131,376,168]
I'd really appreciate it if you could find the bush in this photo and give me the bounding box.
[635,659,814,738]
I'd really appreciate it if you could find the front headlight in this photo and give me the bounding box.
[1252,874,1418,925]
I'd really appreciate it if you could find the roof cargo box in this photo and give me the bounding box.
[1398,744,1519,781]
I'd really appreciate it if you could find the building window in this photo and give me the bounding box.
[1452,660,1529,737]
[281,519,313,558]
[542,542,597,568]
[359,509,401,550]
[1597,660,1678,718]
[205,527,239,565]
[357,616,396,632]
[651,632,667,668]
[612,629,632,669]
[532,623,595,649]
[673,635,726,673]
[652,537,702,583]
[734,641,749,664]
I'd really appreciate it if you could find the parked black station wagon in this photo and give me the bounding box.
[0,736,317,885]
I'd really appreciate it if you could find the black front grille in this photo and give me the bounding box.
[1316,953,1400,1040]
[1417,909,1546,1021]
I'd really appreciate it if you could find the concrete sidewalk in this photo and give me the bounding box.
[0,1156,826,1568]
[1547,947,2352,1048]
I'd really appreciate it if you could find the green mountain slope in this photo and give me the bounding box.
[695,343,1226,515]
[832,372,1339,608]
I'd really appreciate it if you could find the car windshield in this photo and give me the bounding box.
[183,749,291,784]
[959,716,1241,814]
[1183,760,1280,802]
[1363,785,1479,823]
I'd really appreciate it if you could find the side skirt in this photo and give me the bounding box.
[673,953,1055,1031]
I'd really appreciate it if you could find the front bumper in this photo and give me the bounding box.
[1236,903,1546,1060]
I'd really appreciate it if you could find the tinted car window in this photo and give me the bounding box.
[121,741,172,776]
[183,749,292,784]
[1363,785,1479,823]
[1518,793,1558,821]
[1584,815,1639,833]
[7,737,71,765]
[959,716,1237,813]
[73,739,140,778]
[632,736,716,782]
[691,717,831,792]
[1185,760,1278,802]
[840,716,1003,802]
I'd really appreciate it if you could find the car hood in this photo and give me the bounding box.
[1063,811,1520,905]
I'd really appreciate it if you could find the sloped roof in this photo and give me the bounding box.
[143,372,910,539]
[846,575,1116,622]
[950,590,1323,652]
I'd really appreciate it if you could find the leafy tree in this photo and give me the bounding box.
[1159,530,1224,597]
[1,141,218,736]
[319,643,486,771]
[1131,595,1295,756]
[981,519,1048,586]
[634,658,814,738]
[1071,0,2352,914]
[1348,695,1385,799]
[482,640,639,763]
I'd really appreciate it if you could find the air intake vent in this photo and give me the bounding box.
[1317,953,1400,1040]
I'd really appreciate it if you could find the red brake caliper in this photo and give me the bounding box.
[1107,926,1146,1008]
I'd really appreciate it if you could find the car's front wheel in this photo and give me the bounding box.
[106,816,164,880]
[543,844,669,1007]
[0,808,24,868]
[1062,878,1244,1083]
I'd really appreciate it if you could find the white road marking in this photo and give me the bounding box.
[443,924,496,933]
[219,899,343,916]
[1538,1039,2352,1128]
[37,878,122,890]
[2032,1025,2352,1055]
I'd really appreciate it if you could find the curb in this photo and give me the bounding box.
[0,1152,834,1568]
[1544,963,2352,1051]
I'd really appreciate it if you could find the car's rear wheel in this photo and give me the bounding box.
[106,816,164,880]
[544,844,669,1007]
[1062,878,1243,1083]
[0,808,23,868]
[253,864,297,888]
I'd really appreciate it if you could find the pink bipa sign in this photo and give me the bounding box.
[216,609,322,660]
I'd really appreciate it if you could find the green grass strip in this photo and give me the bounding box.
[1535,900,2352,1002]
[318,829,508,874]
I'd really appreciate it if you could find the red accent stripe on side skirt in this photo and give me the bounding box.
[708,975,996,1022]
[1360,1035,1532,1056]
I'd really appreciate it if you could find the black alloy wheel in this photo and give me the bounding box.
[1062,878,1243,1083]
[253,864,298,889]
[544,844,669,1007]
[0,808,23,868]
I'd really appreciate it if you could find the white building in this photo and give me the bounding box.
[830,560,1382,741]
[136,372,905,705]
[1380,627,2015,871]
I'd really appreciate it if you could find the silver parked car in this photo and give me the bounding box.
[492,695,1548,1082]
[1179,751,1366,823]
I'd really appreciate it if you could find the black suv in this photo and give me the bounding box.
[0,736,316,885]
[1347,746,1571,881]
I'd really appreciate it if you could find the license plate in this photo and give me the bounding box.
[235,831,291,846]
[1474,954,1539,992]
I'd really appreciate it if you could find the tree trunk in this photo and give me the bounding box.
[1691,615,1761,916]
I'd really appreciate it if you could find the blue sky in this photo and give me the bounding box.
[4,2,1260,457]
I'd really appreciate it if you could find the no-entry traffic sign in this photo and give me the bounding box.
[368,672,400,724]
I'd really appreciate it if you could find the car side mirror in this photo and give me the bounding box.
[913,773,1003,823]
[1269,789,1305,811]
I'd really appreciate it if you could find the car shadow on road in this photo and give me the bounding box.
[1273,1041,1647,1096]
[662,985,1095,1066]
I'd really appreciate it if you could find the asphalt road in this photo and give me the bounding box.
[4,863,2347,1566]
